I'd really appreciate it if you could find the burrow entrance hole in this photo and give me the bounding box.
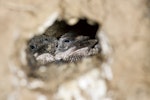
[26,19,101,69]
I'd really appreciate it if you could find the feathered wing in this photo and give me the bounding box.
[55,39,100,62]
[36,53,55,65]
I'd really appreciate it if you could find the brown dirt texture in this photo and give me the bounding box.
[0,0,150,100]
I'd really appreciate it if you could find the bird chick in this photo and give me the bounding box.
[55,32,100,62]
[27,34,58,66]
[28,35,57,55]
[55,32,89,53]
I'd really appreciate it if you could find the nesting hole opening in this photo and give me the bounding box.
[26,19,101,70]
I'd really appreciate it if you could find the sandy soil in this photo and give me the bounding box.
[0,0,150,100]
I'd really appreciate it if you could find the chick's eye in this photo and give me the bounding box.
[44,38,48,41]
[64,39,70,43]
[30,45,36,50]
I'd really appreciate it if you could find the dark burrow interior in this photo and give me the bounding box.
[43,19,99,39]
[26,19,100,71]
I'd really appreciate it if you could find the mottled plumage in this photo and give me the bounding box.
[26,32,101,66]
[55,32,100,62]
[26,34,58,66]
[28,35,57,55]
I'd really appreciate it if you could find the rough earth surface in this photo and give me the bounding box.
[0,0,150,100]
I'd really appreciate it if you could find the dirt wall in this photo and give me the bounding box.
[0,0,150,100]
